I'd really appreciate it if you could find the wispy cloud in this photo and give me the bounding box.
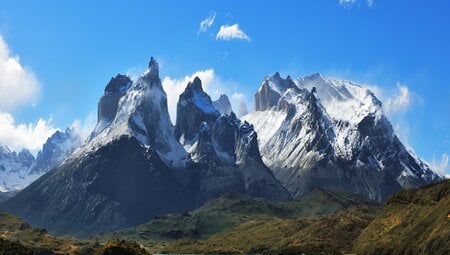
[162,70,215,123]
[0,35,55,153]
[339,0,374,8]
[0,111,57,153]
[367,83,414,149]
[231,92,246,101]
[0,35,40,111]
[428,153,450,178]
[198,11,216,34]
[383,83,411,114]
[70,110,96,140]
[216,24,251,42]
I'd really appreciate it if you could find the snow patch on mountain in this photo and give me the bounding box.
[296,74,382,124]
[241,110,286,148]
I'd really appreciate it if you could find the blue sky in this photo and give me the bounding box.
[0,0,448,175]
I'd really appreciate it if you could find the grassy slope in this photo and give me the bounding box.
[352,179,450,255]
[0,238,33,255]
[101,188,380,254]
[2,181,447,254]
[0,211,99,254]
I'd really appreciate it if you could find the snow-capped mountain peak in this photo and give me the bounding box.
[245,72,442,201]
[81,57,188,169]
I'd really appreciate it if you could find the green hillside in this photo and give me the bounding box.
[101,188,380,254]
[352,179,450,255]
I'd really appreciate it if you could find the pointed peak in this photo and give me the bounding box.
[272,71,281,79]
[187,76,204,92]
[148,56,158,68]
[218,94,229,100]
[308,72,325,80]
[147,56,159,76]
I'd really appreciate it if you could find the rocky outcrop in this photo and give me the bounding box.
[212,94,233,115]
[94,74,132,135]
[175,77,220,142]
[254,73,298,111]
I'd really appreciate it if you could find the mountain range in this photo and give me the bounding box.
[0,57,443,237]
[0,128,82,193]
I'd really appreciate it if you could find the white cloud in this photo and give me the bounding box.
[216,24,251,42]
[231,92,245,101]
[0,35,40,111]
[339,0,357,6]
[367,83,413,148]
[339,0,374,8]
[162,70,248,124]
[198,11,216,33]
[0,111,57,153]
[429,153,450,178]
[383,83,411,114]
[162,70,215,123]
[71,110,97,140]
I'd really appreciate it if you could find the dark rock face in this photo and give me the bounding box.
[254,81,280,111]
[1,136,187,237]
[28,128,82,175]
[94,74,132,135]
[190,122,217,163]
[254,73,298,111]
[174,77,220,141]
[212,94,233,115]
[175,80,291,206]
[185,115,291,207]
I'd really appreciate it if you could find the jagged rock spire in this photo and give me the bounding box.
[148,56,159,76]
